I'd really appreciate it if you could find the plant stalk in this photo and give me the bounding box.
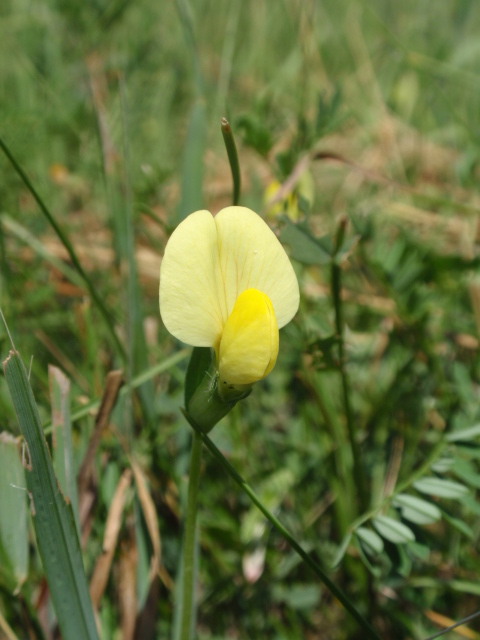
[331,219,368,513]
[178,431,203,640]
[184,412,381,640]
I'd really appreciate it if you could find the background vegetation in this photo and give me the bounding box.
[1,0,480,638]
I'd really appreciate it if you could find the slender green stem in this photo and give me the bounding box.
[183,411,381,640]
[331,219,368,513]
[221,117,241,205]
[179,431,203,640]
[312,372,353,536]
[0,136,127,362]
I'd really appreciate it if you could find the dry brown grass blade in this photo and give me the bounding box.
[425,610,480,640]
[86,52,119,177]
[39,237,161,282]
[131,459,173,590]
[118,535,138,640]
[0,609,19,640]
[383,201,477,258]
[49,365,70,431]
[78,369,124,542]
[78,369,124,496]
[89,468,132,608]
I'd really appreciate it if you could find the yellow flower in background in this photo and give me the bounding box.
[264,170,315,221]
[159,206,299,394]
[264,179,299,221]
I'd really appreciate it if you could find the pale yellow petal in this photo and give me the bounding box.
[159,210,224,346]
[214,206,299,328]
[218,289,279,386]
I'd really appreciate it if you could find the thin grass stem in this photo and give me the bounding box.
[0,136,126,362]
[183,411,381,640]
[331,218,368,513]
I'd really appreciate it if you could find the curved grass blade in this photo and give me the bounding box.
[3,349,99,640]
[0,136,126,362]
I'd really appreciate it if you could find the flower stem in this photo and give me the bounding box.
[178,431,203,640]
[183,412,381,640]
[331,218,368,514]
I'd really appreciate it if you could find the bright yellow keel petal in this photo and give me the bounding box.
[218,289,279,386]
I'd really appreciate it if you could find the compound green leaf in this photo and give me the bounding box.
[393,494,442,525]
[413,477,469,499]
[372,515,415,544]
[355,527,384,556]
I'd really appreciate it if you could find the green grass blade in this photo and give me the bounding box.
[49,366,81,537]
[0,433,29,593]
[115,80,155,426]
[174,0,206,224]
[3,350,99,640]
[177,99,206,222]
[174,0,204,95]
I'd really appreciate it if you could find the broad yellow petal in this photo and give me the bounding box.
[159,210,225,346]
[160,207,299,349]
[218,289,279,386]
[214,207,299,328]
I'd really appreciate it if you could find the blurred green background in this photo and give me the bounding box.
[1,1,480,638]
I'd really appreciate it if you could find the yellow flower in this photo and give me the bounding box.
[159,206,299,395]
[264,170,315,221]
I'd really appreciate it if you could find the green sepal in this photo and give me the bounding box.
[185,347,213,407]
[184,347,251,432]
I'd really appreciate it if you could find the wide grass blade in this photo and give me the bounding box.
[177,99,206,222]
[3,349,99,640]
[0,433,28,593]
[49,365,81,536]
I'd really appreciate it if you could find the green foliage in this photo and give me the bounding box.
[3,349,99,640]
[0,434,28,593]
[1,0,480,639]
